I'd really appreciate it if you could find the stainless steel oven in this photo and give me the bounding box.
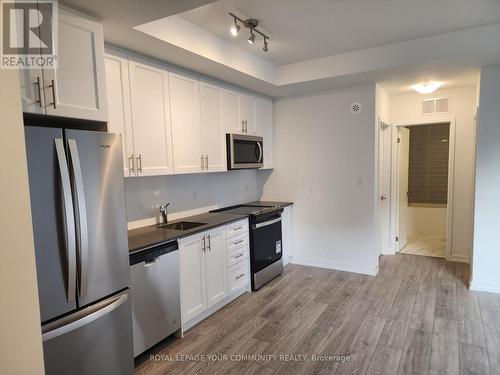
[227,134,263,170]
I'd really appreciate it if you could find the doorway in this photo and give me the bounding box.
[395,122,454,258]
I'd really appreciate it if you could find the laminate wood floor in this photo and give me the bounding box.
[135,254,500,375]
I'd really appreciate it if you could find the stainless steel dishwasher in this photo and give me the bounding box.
[130,240,180,357]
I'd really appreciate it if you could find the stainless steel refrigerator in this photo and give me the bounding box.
[24,126,133,375]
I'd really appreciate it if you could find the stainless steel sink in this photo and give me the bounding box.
[157,221,207,231]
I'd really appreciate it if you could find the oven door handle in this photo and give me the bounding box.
[253,217,281,229]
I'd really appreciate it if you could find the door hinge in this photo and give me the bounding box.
[396,236,399,242]
[397,138,401,143]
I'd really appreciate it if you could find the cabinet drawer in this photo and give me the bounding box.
[228,261,250,294]
[226,219,249,239]
[226,232,248,253]
[227,246,249,268]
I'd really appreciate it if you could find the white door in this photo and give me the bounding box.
[240,94,256,135]
[179,233,207,323]
[204,227,227,308]
[378,122,392,255]
[169,71,203,174]
[256,98,274,168]
[200,81,226,172]
[222,89,243,134]
[104,51,135,176]
[129,58,173,176]
[397,127,410,251]
[43,9,107,121]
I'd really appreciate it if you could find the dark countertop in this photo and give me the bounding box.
[128,212,248,254]
[127,201,293,255]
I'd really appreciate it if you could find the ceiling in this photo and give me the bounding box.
[181,0,500,65]
[61,0,500,97]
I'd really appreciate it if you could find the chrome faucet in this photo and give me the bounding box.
[159,203,170,225]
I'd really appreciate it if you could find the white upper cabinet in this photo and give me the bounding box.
[204,226,228,308]
[44,9,107,121]
[256,97,274,169]
[128,57,173,176]
[104,51,134,176]
[21,8,107,121]
[222,89,256,135]
[200,81,227,172]
[169,71,203,174]
[239,93,257,135]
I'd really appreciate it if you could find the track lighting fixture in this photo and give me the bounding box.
[228,12,270,52]
[248,29,255,44]
[230,18,240,36]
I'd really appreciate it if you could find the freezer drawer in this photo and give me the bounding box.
[130,243,181,357]
[42,290,133,375]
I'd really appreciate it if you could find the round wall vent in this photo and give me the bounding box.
[351,102,362,113]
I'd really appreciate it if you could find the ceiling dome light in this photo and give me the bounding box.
[248,29,255,44]
[412,82,442,94]
[230,19,240,37]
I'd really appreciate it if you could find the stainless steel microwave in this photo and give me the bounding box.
[227,134,263,170]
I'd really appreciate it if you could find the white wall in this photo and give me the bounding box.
[125,170,265,224]
[471,64,500,293]
[391,86,477,262]
[0,71,45,374]
[261,85,379,275]
[407,207,447,238]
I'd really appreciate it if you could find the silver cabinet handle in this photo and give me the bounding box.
[204,155,208,171]
[236,273,245,280]
[254,217,281,229]
[35,76,42,107]
[67,139,89,299]
[201,155,204,170]
[245,120,248,134]
[55,139,77,303]
[42,293,128,341]
[136,154,142,173]
[234,239,244,245]
[128,154,135,174]
[235,253,244,259]
[48,79,56,109]
[234,226,244,231]
[241,120,245,133]
[202,235,206,253]
[257,142,263,163]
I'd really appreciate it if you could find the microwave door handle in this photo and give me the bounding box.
[54,139,77,303]
[257,142,263,163]
[67,139,89,299]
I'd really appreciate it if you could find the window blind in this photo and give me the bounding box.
[408,123,450,205]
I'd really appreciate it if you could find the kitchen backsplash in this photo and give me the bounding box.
[124,170,269,222]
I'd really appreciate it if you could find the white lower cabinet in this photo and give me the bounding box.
[179,220,250,329]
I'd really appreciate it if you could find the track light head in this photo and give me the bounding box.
[230,18,240,37]
[248,29,255,44]
[263,38,269,52]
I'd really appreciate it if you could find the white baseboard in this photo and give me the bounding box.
[447,255,470,263]
[470,280,500,294]
[290,257,379,276]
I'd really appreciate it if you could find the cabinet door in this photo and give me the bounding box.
[42,9,107,121]
[205,227,227,308]
[281,205,293,265]
[104,51,135,176]
[256,97,274,168]
[179,233,207,323]
[129,58,174,176]
[169,71,203,174]
[200,81,226,172]
[222,89,243,135]
[239,93,256,135]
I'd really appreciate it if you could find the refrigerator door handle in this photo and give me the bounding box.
[67,139,89,298]
[54,139,77,303]
[42,293,128,342]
